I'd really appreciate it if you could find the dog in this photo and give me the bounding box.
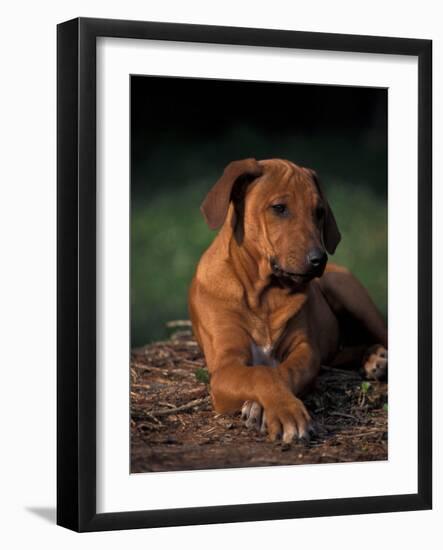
[188,158,387,444]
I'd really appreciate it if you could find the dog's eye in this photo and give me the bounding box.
[271,204,288,216]
[315,205,325,221]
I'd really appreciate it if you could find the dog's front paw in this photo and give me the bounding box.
[264,396,315,444]
[241,400,267,433]
[362,345,388,381]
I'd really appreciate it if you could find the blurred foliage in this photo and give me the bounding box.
[131,132,387,347]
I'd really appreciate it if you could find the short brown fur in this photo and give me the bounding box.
[189,159,387,443]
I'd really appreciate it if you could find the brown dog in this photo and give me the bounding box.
[188,158,387,444]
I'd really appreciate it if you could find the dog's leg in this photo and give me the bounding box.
[241,342,275,432]
[320,267,388,379]
[238,337,322,440]
[321,268,387,345]
[210,357,315,443]
[330,344,387,381]
[330,345,368,368]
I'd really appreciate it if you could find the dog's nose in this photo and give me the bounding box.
[307,248,327,269]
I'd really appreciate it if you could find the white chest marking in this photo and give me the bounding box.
[250,342,278,367]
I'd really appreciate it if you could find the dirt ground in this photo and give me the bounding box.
[131,324,388,473]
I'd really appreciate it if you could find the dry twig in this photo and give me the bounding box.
[133,397,211,420]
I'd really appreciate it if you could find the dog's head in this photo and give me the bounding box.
[201,158,341,286]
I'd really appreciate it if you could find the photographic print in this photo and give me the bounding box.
[57,18,431,531]
[130,76,388,473]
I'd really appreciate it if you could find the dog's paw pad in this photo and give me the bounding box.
[362,345,388,381]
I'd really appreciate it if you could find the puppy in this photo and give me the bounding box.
[189,159,387,443]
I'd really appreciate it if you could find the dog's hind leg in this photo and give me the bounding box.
[320,265,387,380]
[321,265,387,346]
[330,344,388,380]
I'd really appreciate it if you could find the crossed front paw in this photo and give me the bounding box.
[241,396,315,444]
[241,400,267,433]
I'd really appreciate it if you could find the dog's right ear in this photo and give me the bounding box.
[200,159,263,230]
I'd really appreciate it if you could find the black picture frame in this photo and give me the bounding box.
[57,17,432,532]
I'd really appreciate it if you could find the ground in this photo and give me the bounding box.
[131,324,388,473]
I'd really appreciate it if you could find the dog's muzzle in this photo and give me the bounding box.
[270,252,327,284]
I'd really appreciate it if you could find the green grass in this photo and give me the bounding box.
[131,135,387,347]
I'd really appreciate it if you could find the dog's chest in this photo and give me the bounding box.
[250,341,278,367]
[248,316,286,368]
[248,316,280,367]
[248,290,306,367]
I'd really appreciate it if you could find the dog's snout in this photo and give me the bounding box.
[307,248,327,270]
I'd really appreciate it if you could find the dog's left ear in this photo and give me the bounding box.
[200,158,263,230]
[307,169,341,254]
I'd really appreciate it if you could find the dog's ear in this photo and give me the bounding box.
[200,159,263,230]
[308,169,341,254]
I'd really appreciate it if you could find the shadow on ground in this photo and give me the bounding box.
[26,507,56,524]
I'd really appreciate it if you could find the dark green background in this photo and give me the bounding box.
[131,76,387,348]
